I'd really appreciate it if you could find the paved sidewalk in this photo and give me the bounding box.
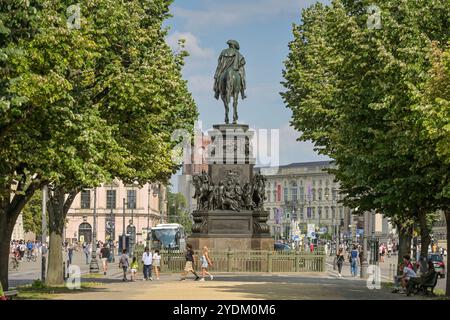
[53,271,425,300]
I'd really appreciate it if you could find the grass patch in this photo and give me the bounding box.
[81,273,104,279]
[381,282,394,289]
[16,281,104,300]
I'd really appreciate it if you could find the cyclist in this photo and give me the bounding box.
[26,241,34,260]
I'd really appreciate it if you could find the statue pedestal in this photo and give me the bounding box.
[190,124,273,251]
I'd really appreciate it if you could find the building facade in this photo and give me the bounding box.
[178,130,210,212]
[65,180,167,245]
[259,161,352,242]
[11,214,24,241]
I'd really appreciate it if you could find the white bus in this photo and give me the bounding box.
[150,223,186,251]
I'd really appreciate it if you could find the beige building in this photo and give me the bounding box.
[11,214,24,241]
[259,161,352,241]
[65,180,167,245]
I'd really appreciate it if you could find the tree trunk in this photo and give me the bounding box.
[0,212,15,291]
[445,210,450,297]
[0,180,41,290]
[397,224,412,276]
[418,210,431,273]
[46,187,79,286]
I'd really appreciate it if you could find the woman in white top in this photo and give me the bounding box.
[200,246,213,281]
[153,250,161,280]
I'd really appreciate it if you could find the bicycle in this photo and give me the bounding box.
[26,252,37,262]
[9,256,20,271]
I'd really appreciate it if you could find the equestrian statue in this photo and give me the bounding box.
[213,39,247,124]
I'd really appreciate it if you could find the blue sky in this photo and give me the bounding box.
[165,0,331,188]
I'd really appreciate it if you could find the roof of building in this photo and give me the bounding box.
[278,160,334,168]
[256,160,334,170]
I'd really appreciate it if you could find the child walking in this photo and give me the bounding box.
[200,246,213,281]
[130,256,138,282]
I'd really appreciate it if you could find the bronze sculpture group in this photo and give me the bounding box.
[193,170,267,212]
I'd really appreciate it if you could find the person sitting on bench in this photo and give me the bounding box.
[392,255,417,293]
[406,261,436,296]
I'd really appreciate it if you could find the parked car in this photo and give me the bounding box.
[274,243,291,251]
[415,254,445,278]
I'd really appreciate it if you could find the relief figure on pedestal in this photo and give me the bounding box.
[223,180,240,211]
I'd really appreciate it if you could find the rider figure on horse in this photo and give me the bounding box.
[214,40,247,124]
[214,39,246,100]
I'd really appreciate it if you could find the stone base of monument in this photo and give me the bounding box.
[190,210,274,251]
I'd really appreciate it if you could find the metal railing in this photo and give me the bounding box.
[132,249,326,273]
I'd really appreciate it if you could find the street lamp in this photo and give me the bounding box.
[108,183,115,263]
[41,185,48,282]
[89,187,99,273]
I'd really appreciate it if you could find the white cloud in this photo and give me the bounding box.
[166,31,214,59]
[172,0,320,30]
[186,74,214,94]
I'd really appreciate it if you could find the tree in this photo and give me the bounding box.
[282,0,449,282]
[0,0,197,288]
[167,190,192,233]
[21,191,46,236]
[0,0,103,289]
[413,42,450,293]
[43,0,197,285]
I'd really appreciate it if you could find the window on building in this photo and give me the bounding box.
[339,207,343,219]
[127,190,137,209]
[325,207,329,219]
[332,189,337,201]
[318,188,322,201]
[283,187,289,202]
[312,208,315,219]
[80,190,90,209]
[312,189,316,201]
[106,190,116,209]
[318,207,322,218]
[324,188,329,200]
[291,186,297,201]
[331,206,336,219]
[299,187,304,202]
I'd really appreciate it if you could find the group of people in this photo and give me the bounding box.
[118,247,161,282]
[392,255,437,296]
[335,244,361,277]
[10,240,44,261]
[117,244,215,283]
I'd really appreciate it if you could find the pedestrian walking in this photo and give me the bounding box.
[153,250,161,280]
[180,244,200,281]
[130,256,138,282]
[83,243,90,264]
[68,244,74,265]
[350,245,359,277]
[142,247,153,281]
[200,246,214,281]
[119,249,129,282]
[100,244,110,275]
[336,248,344,277]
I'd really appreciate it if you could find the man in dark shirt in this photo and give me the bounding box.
[180,244,200,281]
[100,244,110,275]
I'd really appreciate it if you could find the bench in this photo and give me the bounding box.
[4,290,19,300]
[419,272,439,295]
